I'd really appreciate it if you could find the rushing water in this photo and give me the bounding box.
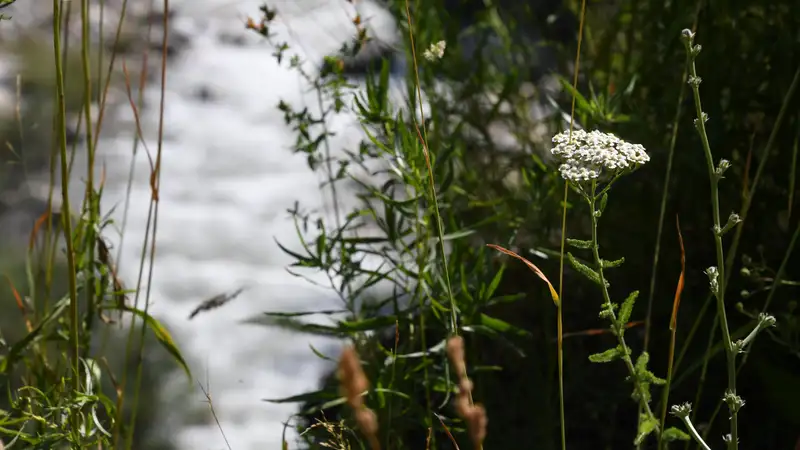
[98,1,399,448]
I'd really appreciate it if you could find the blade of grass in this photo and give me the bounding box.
[401,0,461,443]
[789,121,798,220]
[658,215,686,450]
[125,0,171,446]
[643,3,697,350]
[51,0,82,430]
[557,1,587,447]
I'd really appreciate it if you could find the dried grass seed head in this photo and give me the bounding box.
[446,336,466,376]
[338,346,369,408]
[550,129,649,183]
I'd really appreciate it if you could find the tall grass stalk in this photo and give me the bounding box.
[401,2,473,445]
[658,216,685,450]
[125,0,171,446]
[643,3,700,351]
[401,0,458,336]
[51,0,82,426]
[79,0,100,356]
[558,1,587,448]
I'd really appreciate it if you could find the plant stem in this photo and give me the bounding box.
[588,184,658,433]
[680,416,712,450]
[52,0,82,434]
[686,43,739,449]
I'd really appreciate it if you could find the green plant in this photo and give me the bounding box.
[1,0,192,448]
[664,30,778,450]
[243,0,800,448]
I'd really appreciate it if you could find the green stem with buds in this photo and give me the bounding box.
[682,29,740,450]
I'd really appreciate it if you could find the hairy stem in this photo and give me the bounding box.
[588,184,658,434]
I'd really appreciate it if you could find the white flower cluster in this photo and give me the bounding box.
[550,129,650,183]
[423,40,446,61]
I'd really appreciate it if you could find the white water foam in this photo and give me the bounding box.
[98,1,399,448]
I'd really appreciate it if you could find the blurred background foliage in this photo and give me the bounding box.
[257,0,800,448]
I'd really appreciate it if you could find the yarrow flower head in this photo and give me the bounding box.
[423,40,446,61]
[550,129,650,183]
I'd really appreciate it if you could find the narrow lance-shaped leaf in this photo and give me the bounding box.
[662,427,691,442]
[119,305,192,382]
[567,252,607,287]
[601,257,625,268]
[479,313,531,338]
[671,215,686,331]
[599,192,609,214]
[566,238,593,250]
[486,244,559,306]
[618,290,639,327]
[0,296,69,373]
[635,414,660,446]
[589,345,626,363]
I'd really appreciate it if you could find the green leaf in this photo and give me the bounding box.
[599,192,609,213]
[255,309,348,318]
[663,427,691,441]
[566,238,593,250]
[480,264,505,302]
[463,325,526,357]
[634,414,659,445]
[635,351,650,373]
[589,345,625,363]
[0,296,68,373]
[437,229,476,242]
[557,75,592,113]
[601,257,625,268]
[120,305,192,382]
[567,252,607,287]
[618,290,639,326]
[478,313,531,338]
[245,313,398,337]
[339,315,399,332]
[263,388,336,404]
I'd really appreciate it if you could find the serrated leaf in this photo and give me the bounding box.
[589,345,624,363]
[601,257,625,268]
[567,252,607,287]
[644,370,667,385]
[634,414,659,445]
[566,238,593,249]
[635,351,650,372]
[663,427,691,441]
[618,290,639,326]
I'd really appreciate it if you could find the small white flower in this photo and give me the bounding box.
[549,129,649,183]
[423,40,446,61]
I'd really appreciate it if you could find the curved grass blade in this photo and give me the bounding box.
[486,244,559,306]
[110,304,192,382]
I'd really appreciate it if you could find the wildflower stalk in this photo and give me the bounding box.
[587,180,658,430]
[558,1,588,447]
[549,128,661,443]
[682,29,740,449]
